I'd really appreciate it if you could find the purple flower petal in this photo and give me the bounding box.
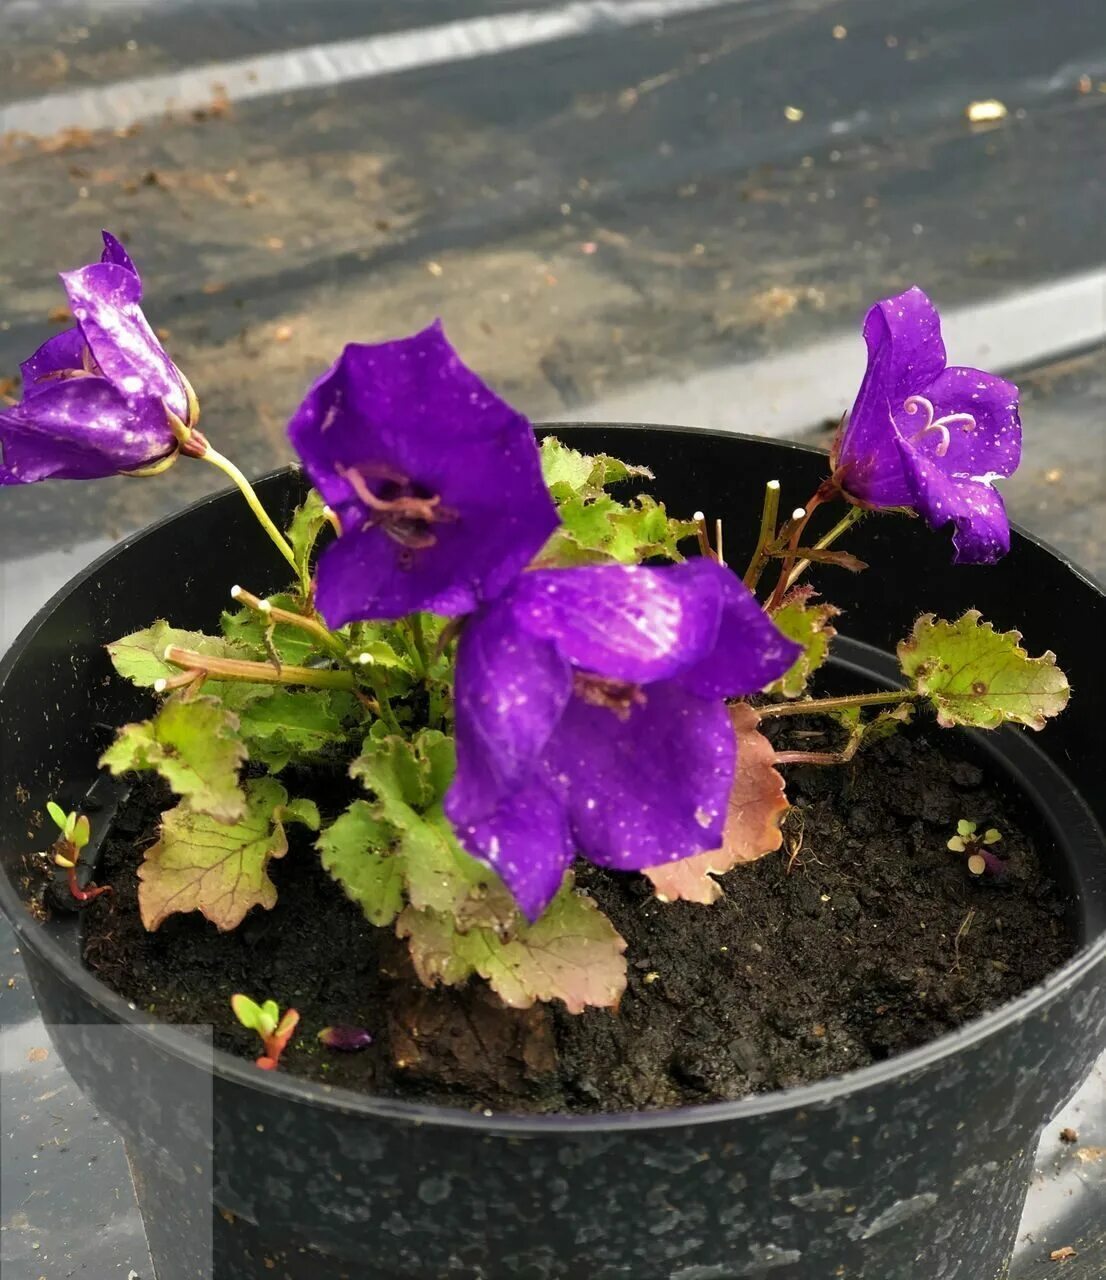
[896,439,1012,564]
[0,379,173,482]
[873,286,947,399]
[833,286,1021,562]
[902,365,1021,478]
[60,260,187,421]
[673,559,804,698]
[546,681,735,874]
[833,303,915,506]
[99,230,139,278]
[450,775,575,922]
[318,1025,373,1052]
[2,233,188,485]
[447,602,571,826]
[19,329,90,398]
[508,563,722,685]
[289,323,558,624]
[314,514,489,624]
[446,560,800,920]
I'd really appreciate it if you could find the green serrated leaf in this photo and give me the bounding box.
[100,695,247,821]
[539,436,651,501]
[540,436,597,497]
[281,797,321,830]
[396,876,627,1013]
[237,689,349,771]
[404,808,515,925]
[287,489,331,590]
[544,493,696,567]
[106,621,248,688]
[421,730,457,803]
[395,906,479,987]
[765,589,840,698]
[349,731,515,930]
[137,777,316,931]
[318,799,405,926]
[352,732,432,810]
[589,451,652,489]
[898,610,1070,730]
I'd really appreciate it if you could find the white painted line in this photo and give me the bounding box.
[579,270,1106,439]
[0,0,742,138]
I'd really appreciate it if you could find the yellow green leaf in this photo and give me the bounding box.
[318,800,405,926]
[898,611,1070,730]
[106,620,247,687]
[137,778,318,931]
[100,695,247,822]
[764,588,840,698]
[397,876,627,1013]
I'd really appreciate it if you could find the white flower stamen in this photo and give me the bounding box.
[903,394,976,457]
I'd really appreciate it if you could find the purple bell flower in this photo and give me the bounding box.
[1,232,191,483]
[287,322,559,626]
[444,558,801,919]
[832,287,1021,564]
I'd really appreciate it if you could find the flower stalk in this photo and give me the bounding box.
[229,585,346,661]
[194,443,300,580]
[757,689,920,720]
[784,506,867,591]
[742,479,782,589]
[158,645,355,691]
[766,487,836,611]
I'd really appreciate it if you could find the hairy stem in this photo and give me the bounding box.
[742,479,782,589]
[161,646,355,691]
[369,680,403,735]
[408,612,431,678]
[758,689,920,720]
[766,494,824,611]
[692,510,715,560]
[784,505,866,592]
[230,586,346,661]
[775,740,861,767]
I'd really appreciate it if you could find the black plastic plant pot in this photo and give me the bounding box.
[2,426,1105,1280]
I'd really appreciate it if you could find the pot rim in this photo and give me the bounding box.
[2,422,1103,1134]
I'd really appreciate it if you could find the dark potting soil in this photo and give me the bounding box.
[80,720,1076,1114]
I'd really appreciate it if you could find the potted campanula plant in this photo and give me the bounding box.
[1,234,1103,1280]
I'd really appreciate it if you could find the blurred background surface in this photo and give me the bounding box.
[1,1,1104,1275]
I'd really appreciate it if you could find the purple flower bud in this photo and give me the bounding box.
[318,1025,373,1052]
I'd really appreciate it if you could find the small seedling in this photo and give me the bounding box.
[231,994,299,1071]
[46,801,111,903]
[947,819,1005,878]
